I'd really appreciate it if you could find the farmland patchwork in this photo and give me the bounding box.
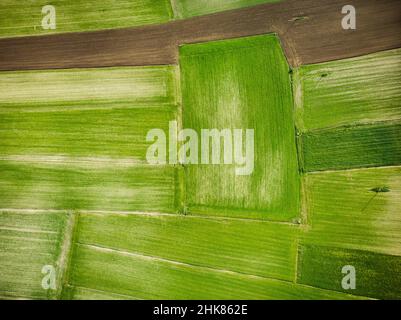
[0,0,400,300]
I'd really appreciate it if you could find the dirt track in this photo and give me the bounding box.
[0,0,400,70]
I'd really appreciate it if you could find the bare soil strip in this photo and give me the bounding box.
[0,0,399,70]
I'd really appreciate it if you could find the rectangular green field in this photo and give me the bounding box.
[174,0,280,18]
[0,66,177,113]
[303,167,401,256]
[0,210,70,299]
[0,161,177,213]
[0,66,177,160]
[75,212,299,281]
[67,243,365,300]
[298,245,401,300]
[300,122,401,172]
[0,66,179,213]
[179,34,300,222]
[294,49,401,131]
[0,0,173,38]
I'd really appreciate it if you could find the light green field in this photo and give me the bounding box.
[0,107,176,159]
[173,0,280,18]
[0,210,70,299]
[66,236,365,300]
[0,0,173,38]
[294,49,401,131]
[0,0,283,38]
[303,167,401,256]
[180,34,300,221]
[1,34,400,300]
[0,161,176,213]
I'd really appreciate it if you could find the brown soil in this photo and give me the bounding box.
[0,0,400,70]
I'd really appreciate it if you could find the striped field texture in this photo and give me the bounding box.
[65,211,364,300]
[180,34,300,222]
[0,1,283,39]
[0,18,400,299]
[300,122,401,172]
[0,0,173,38]
[0,66,179,213]
[0,210,71,299]
[294,49,401,131]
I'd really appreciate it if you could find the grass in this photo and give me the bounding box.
[300,122,401,172]
[173,0,280,18]
[0,66,179,213]
[0,66,177,112]
[180,34,300,221]
[0,31,400,300]
[66,239,364,300]
[303,166,401,256]
[298,245,401,300]
[0,0,173,38]
[294,49,401,131]
[0,210,70,299]
[74,212,299,281]
[0,161,177,213]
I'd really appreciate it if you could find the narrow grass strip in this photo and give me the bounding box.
[68,243,367,299]
[0,161,177,213]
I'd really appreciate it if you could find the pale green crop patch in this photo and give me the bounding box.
[294,49,401,131]
[298,245,401,300]
[303,166,401,256]
[0,210,70,299]
[66,233,364,300]
[0,161,177,213]
[0,0,173,38]
[74,212,299,281]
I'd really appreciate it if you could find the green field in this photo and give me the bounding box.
[173,0,280,18]
[0,29,400,299]
[180,34,300,221]
[0,0,282,38]
[300,122,401,172]
[303,167,401,256]
[0,210,71,299]
[294,49,401,131]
